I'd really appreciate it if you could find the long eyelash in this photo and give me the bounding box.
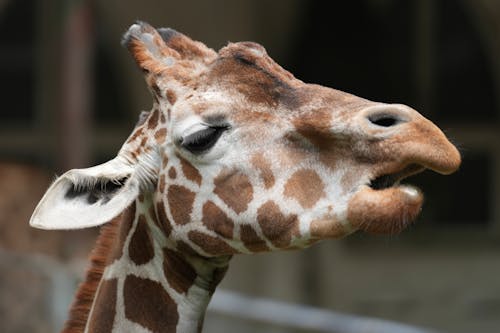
[181,125,229,153]
[186,127,218,144]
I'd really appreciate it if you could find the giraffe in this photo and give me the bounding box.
[30,21,461,333]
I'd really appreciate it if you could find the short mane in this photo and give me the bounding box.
[61,206,132,333]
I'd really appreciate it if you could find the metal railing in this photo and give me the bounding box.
[2,249,439,333]
[209,290,438,333]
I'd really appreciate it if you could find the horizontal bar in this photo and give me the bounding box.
[209,289,438,333]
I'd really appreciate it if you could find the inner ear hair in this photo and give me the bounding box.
[65,177,129,205]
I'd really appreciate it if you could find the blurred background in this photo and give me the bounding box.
[0,0,499,332]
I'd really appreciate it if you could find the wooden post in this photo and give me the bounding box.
[58,0,94,171]
[58,0,98,260]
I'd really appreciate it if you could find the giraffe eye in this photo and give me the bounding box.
[181,126,228,153]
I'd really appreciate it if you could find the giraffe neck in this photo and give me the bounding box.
[63,196,230,333]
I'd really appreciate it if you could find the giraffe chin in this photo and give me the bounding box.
[347,185,423,235]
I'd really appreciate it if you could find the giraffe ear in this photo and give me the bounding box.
[30,158,139,230]
[122,21,215,74]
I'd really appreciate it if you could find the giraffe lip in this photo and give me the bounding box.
[348,184,424,235]
[369,164,425,190]
[347,163,427,235]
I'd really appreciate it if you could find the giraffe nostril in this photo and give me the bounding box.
[367,113,405,128]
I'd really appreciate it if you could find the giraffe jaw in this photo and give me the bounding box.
[346,164,426,235]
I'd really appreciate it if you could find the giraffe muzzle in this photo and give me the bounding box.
[345,104,461,235]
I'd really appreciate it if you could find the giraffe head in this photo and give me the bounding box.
[31,22,460,256]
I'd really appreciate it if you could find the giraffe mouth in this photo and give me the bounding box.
[345,164,427,235]
[369,164,425,190]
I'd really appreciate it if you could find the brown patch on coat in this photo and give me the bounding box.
[86,278,117,333]
[283,169,325,209]
[250,154,275,189]
[160,112,166,124]
[176,240,200,257]
[124,275,178,333]
[156,201,172,237]
[61,202,136,333]
[257,201,300,248]
[108,203,135,263]
[162,155,169,168]
[128,215,155,265]
[149,79,162,99]
[126,127,144,144]
[188,230,236,256]
[202,201,234,238]
[163,248,197,294]
[154,128,167,144]
[179,155,202,185]
[159,174,166,193]
[147,109,159,129]
[167,185,196,225]
[213,169,253,214]
[168,166,177,179]
[166,89,177,105]
[129,151,139,161]
[240,224,269,252]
